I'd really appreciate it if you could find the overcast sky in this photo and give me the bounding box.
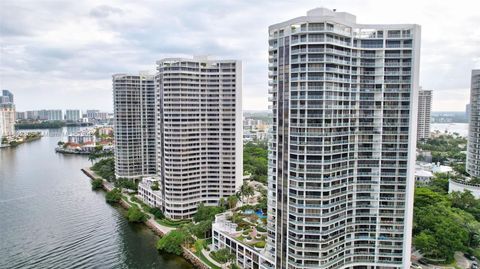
[1,0,479,112]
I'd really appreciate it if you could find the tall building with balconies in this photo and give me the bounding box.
[266,8,420,269]
[467,70,480,177]
[156,56,243,219]
[0,90,15,140]
[65,109,81,121]
[113,73,157,178]
[417,88,432,140]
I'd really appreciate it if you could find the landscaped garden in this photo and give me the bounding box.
[225,206,268,249]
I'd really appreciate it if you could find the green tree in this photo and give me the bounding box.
[243,142,268,184]
[414,232,438,257]
[156,230,190,255]
[127,206,147,223]
[240,183,254,203]
[227,195,239,209]
[414,187,449,208]
[219,197,226,208]
[210,248,234,263]
[190,220,212,239]
[91,158,115,181]
[105,188,122,204]
[148,207,165,220]
[193,203,225,222]
[150,181,159,191]
[91,179,103,190]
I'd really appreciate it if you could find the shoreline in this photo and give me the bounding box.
[81,167,209,269]
[57,148,91,155]
[1,135,42,148]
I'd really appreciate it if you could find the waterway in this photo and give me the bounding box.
[0,127,193,269]
[431,122,469,137]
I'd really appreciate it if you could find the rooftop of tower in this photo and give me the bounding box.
[269,7,419,31]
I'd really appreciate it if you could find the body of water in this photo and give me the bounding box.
[431,122,469,137]
[0,127,193,269]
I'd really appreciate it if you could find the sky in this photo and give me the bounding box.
[1,0,479,112]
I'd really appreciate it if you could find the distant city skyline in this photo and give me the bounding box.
[1,0,479,112]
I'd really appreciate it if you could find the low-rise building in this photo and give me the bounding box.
[67,134,96,145]
[415,168,434,184]
[449,179,480,199]
[212,212,274,269]
[97,126,114,136]
[138,177,163,208]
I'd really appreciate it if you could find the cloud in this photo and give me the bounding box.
[0,0,479,112]
[89,5,124,18]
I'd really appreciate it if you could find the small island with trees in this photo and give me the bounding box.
[0,132,42,148]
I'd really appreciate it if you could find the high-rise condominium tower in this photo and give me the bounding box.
[156,57,243,219]
[467,70,480,177]
[0,90,15,140]
[113,73,157,178]
[65,109,81,121]
[417,88,432,140]
[267,8,420,268]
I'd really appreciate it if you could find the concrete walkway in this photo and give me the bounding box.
[82,167,174,235]
[201,248,224,268]
[454,251,472,269]
[81,167,114,191]
[124,194,175,235]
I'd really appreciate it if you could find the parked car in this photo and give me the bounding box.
[465,253,476,260]
[418,259,429,265]
[411,263,422,269]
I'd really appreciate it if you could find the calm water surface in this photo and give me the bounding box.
[431,122,469,137]
[0,127,193,269]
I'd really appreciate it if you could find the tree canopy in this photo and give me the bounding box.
[156,230,191,255]
[413,180,480,262]
[243,142,268,184]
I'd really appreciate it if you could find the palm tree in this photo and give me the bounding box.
[240,183,254,203]
[227,195,238,209]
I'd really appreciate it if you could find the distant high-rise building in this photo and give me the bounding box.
[467,70,480,177]
[43,109,62,121]
[113,73,157,178]
[1,90,14,104]
[65,109,81,121]
[96,112,108,120]
[16,111,26,120]
[86,109,100,119]
[417,88,432,140]
[0,90,15,140]
[264,8,420,269]
[156,56,243,219]
[26,110,39,120]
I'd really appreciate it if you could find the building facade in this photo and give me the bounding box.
[37,109,63,121]
[467,70,480,177]
[86,110,100,120]
[113,73,157,178]
[266,8,420,269]
[156,57,243,219]
[0,104,15,140]
[1,90,14,104]
[417,88,432,140]
[65,109,81,121]
[0,90,15,140]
